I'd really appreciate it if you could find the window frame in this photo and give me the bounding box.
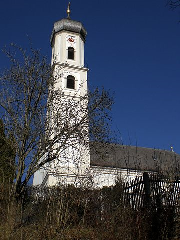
[68,47,74,60]
[66,75,75,90]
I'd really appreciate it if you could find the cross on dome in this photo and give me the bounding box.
[67,2,71,19]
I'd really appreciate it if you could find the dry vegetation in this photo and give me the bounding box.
[0,180,179,240]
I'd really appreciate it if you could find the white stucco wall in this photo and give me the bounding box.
[37,165,143,188]
[90,166,143,188]
[52,31,85,67]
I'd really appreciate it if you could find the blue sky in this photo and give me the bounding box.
[0,0,180,153]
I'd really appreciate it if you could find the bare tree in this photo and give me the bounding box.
[0,119,15,185]
[0,44,113,199]
[167,0,180,9]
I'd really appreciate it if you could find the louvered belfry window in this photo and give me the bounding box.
[68,47,74,60]
[67,75,75,89]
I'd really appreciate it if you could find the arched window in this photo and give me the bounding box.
[67,75,75,89]
[68,47,74,60]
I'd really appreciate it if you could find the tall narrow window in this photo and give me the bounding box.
[67,75,75,89]
[68,47,74,60]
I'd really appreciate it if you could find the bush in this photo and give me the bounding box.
[0,180,179,240]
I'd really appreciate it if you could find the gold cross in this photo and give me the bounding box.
[67,2,71,19]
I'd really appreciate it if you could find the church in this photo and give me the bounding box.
[33,4,180,188]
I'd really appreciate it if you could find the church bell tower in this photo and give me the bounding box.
[47,3,90,186]
[33,3,90,187]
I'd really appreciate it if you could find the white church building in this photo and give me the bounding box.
[33,5,180,188]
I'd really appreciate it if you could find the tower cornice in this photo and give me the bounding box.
[54,63,88,72]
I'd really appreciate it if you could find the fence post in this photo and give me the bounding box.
[143,172,151,207]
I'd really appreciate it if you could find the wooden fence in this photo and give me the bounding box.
[123,172,180,211]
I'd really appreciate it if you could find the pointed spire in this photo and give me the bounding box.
[67,2,71,19]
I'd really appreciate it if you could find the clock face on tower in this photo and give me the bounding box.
[68,37,74,43]
[66,35,76,48]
